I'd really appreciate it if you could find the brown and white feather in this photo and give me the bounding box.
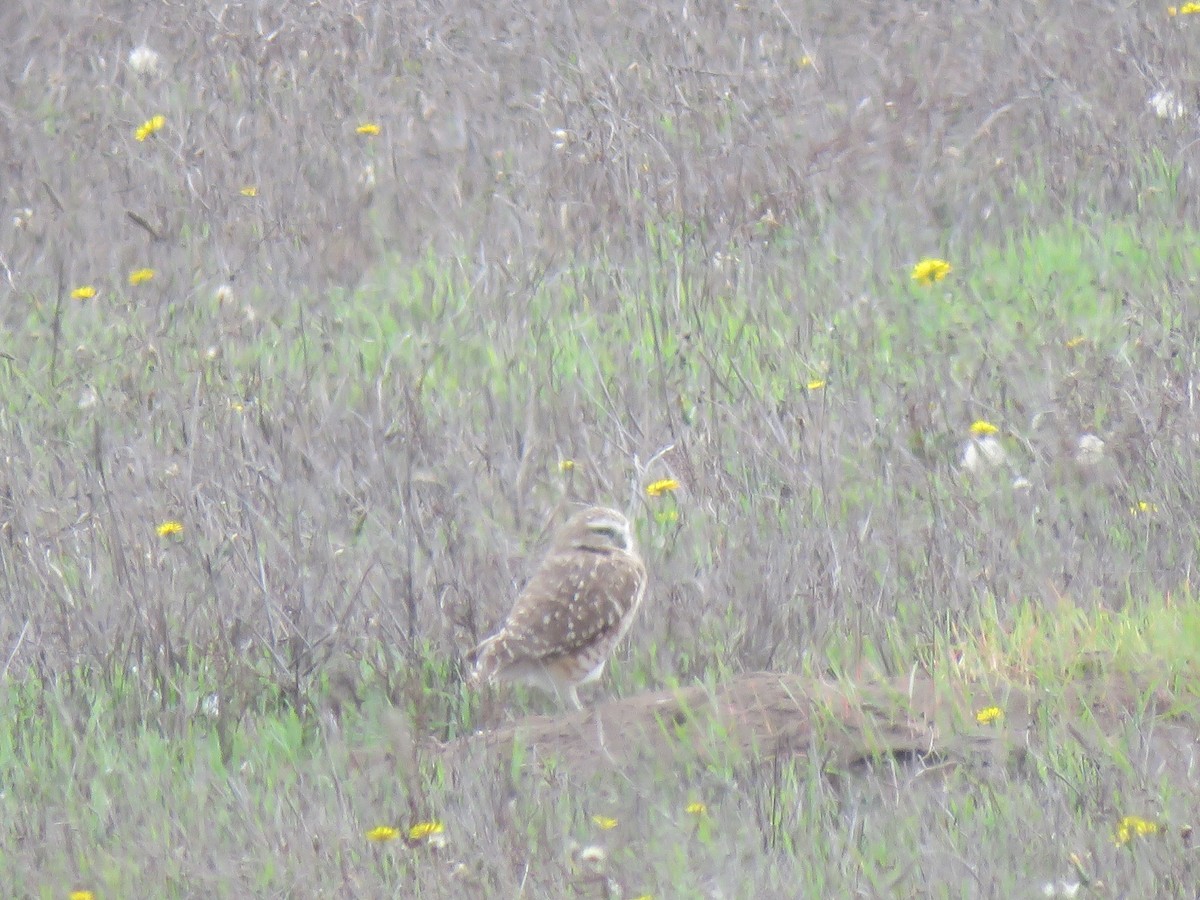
[469,507,647,708]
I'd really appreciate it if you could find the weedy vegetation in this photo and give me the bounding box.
[2,0,1199,896]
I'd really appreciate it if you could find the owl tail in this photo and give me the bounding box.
[466,632,504,686]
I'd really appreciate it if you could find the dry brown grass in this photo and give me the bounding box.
[2,0,1200,895]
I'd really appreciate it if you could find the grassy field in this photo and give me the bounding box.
[3,0,1200,896]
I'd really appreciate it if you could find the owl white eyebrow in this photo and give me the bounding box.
[586,524,628,548]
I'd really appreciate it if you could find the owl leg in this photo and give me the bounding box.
[592,709,618,765]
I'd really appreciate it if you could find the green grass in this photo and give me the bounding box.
[9,206,1200,892]
[3,590,1196,895]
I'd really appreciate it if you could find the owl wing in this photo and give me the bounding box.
[482,549,646,671]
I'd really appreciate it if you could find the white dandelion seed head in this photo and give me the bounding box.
[578,845,607,868]
[552,128,573,151]
[1041,880,1082,898]
[1149,90,1185,121]
[959,441,980,472]
[1075,433,1105,466]
[215,284,234,306]
[77,387,98,410]
[128,45,161,76]
[961,436,1006,473]
[977,435,1006,465]
[425,831,448,849]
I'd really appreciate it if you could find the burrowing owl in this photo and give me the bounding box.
[469,506,647,710]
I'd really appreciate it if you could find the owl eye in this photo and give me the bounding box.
[588,523,628,549]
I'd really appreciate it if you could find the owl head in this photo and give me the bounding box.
[555,506,634,554]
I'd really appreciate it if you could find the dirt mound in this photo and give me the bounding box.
[450,671,1196,778]
[452,672,1013,772]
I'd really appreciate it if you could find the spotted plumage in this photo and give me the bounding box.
[469,506,647,709]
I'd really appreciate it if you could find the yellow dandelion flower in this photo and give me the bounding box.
[156,520,184,538]
[1169,3,1200,15]
[70,892,96,900]
[1065,335,1087,349]
[975,706,1002,725]
[239,186,258,197]
[798,55,813,68]
[806,379,826,391]
[645,478,680,497]
[969,420,999,437]
[558,459,576,472]
[628,895,654,900]
[408,821,444,841]
[685,802,708,817]
[1115,815,1160,845]
[1130,501,1158,515]
[592,815,618,830]
[911,258,952,285]
[135,114,166,141]
[128,268,155,286]
[356,123,381,136]
[366,825,400,842]
[71,285,97,300]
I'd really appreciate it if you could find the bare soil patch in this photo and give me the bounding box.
[452,671,1199,784]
